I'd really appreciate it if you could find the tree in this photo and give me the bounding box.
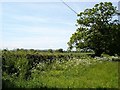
[68,2,120,56]
[55,48,64,53]
[48,49,53,53]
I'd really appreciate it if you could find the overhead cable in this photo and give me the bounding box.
[61,0,78,15]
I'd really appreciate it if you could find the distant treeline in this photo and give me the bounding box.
[2,48,93,53]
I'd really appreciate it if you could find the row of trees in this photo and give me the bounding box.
[3,48,93,53]
[3,48,64,53]
[68,2,120,56]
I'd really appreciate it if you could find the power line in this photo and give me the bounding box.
[61,0,78,15]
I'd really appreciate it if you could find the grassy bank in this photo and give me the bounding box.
[2,50,119,88]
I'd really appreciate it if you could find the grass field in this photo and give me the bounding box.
[2,50,119,88]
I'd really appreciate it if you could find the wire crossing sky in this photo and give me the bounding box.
[1,1,119,50]
[61,0,78,14]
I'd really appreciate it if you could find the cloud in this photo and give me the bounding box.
[1,2,87,50]
[2,35,69,50]
[3,25,75,36]
[1,0,119,2]
[2,25,75,50]
[13,15,48,23]
[11,15,74,26]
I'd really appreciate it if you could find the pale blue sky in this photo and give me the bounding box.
[1,1,119,50]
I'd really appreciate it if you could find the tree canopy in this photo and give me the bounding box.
[68,2,120,56]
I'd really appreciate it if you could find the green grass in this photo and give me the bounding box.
[2,50,119,88]
[10,58,119,88]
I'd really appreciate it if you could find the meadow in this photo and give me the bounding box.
[1,49,119,89]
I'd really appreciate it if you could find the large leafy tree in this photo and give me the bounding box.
[68,2,120,56]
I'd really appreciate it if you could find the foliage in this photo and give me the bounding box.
[68,2,120,56]
[55,48,64,53]
[2,49,119,88]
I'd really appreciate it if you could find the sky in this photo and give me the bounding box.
[118,1,120,21]
[1,0,119,50]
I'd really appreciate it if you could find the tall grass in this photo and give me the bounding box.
[2,50,119,88]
